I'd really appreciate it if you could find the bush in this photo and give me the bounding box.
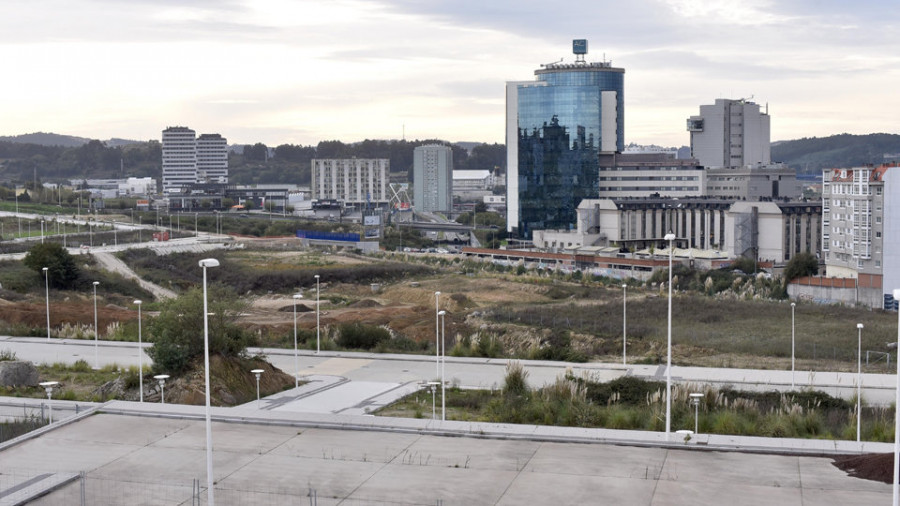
[503,361,529,396]
[23,243,80,289]
[336,323,390,350]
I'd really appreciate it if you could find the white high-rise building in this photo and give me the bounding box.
[687,98,771,168]
[311,158,390,207]
[162,126,197,194]
[162,127,228,193]
[413,144,453,213]
[197,134,229,184]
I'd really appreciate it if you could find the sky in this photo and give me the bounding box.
[1,0,898,148]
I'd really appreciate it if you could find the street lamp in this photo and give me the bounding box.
[690,393,703,435]
[199,258,219,506]
[857,322,864,443]
[154,375,169,403]
[42,267,50,340]
[791,302,796,390]
[434,291,441,379]
[622,283,627,365]
[422,381,440,420]
[315,275,321,354]
[438,310,446,421]
[663,231,675,438]
[92,281,100,370]
[251,369,264,409]
[292,293,303,388]
[135,300,144,402]
[39,381,58,424]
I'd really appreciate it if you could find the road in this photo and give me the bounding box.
[2,336,897,417]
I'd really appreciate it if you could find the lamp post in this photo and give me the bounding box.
[434,291,441,379]
[438,310,446,421]
[690,393,703,435]
[199,258,219,506]
[292,293,303,388]
[40,219,45,244]
[42,267,50,340]
[857,322,863,443]
[92,281,100,370]
[135,300,144,402]
[664,232,675,438]
[791,302,796,390]
[893,288,900,506]
[154,375,169,403]
[251,369,264,409]
[39,381,58,424]
[622,283,627,365]
[315,275,321,354]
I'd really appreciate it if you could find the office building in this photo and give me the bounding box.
[597,153,704,198]
[507,40,624,238]
[311,158,390,208]
[706,164,799,200]
[687,98,770,168]
[161,127,228,194]
[413,144,453,212]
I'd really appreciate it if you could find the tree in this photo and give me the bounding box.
[783,252,819,285]
[147,285,255,375]
[23,243,80,289]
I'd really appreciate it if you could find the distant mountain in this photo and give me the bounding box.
[0,132,92,147]
[771,133,900,176]
[0,132,144,148]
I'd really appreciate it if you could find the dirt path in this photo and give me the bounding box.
[93,251,177,300]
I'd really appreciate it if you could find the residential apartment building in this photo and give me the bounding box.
[311,158,390,208]
[821,165,899,306]
[687,98,771,168]
[507,40,624,238]
[161,126,228,194]
[196,134,228,184]
[413,144,453,212]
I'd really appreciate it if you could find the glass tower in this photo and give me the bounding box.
[506,45,624,238]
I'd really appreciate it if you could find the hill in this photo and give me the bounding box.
[0,132,92,147]
[771,133,900,176]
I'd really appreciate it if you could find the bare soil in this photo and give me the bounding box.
[833,453,894,483]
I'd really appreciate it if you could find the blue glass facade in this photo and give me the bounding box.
[513,65,624,238]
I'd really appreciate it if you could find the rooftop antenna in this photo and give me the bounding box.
[540,58,564,68]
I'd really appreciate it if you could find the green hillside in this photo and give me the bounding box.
[771,133,900,176]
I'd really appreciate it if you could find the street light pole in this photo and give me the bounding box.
[791,302,796,390]
[438,310,446,421]
[622,283,627,365]
[42,267,50,340]
[894,288,900,506]
[315,275,321,354]
[92,281,100,370]
[135,300,143,402]
[434,291,441,379]
[664,231,675,438]
[251,369,264,409]
[857,322,863,443]
[292,293,303,388]
[199,258,220,506]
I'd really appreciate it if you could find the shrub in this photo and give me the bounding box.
[503,361,529,397]
[23,243,80,289]
[336,323,389,350]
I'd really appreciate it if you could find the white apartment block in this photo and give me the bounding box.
[822,165,899,305]
[162,126,228,194]
[197,134,228,183]
[413,145,453,212]
[311,158,390,207]
[687,98,771,168]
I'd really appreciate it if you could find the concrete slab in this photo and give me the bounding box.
[496,472,658,505]
[661,449,802,488]
[524,442,668,479]
[271,428,420,463]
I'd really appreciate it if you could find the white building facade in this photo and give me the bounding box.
[821,165,899,307]
[687,98,771,168]
[597,153,705,198]
[162,126,228,194]
[413,145,453,212]
[311,158,390,207]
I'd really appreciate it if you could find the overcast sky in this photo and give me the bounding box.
[1,0,897,147]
